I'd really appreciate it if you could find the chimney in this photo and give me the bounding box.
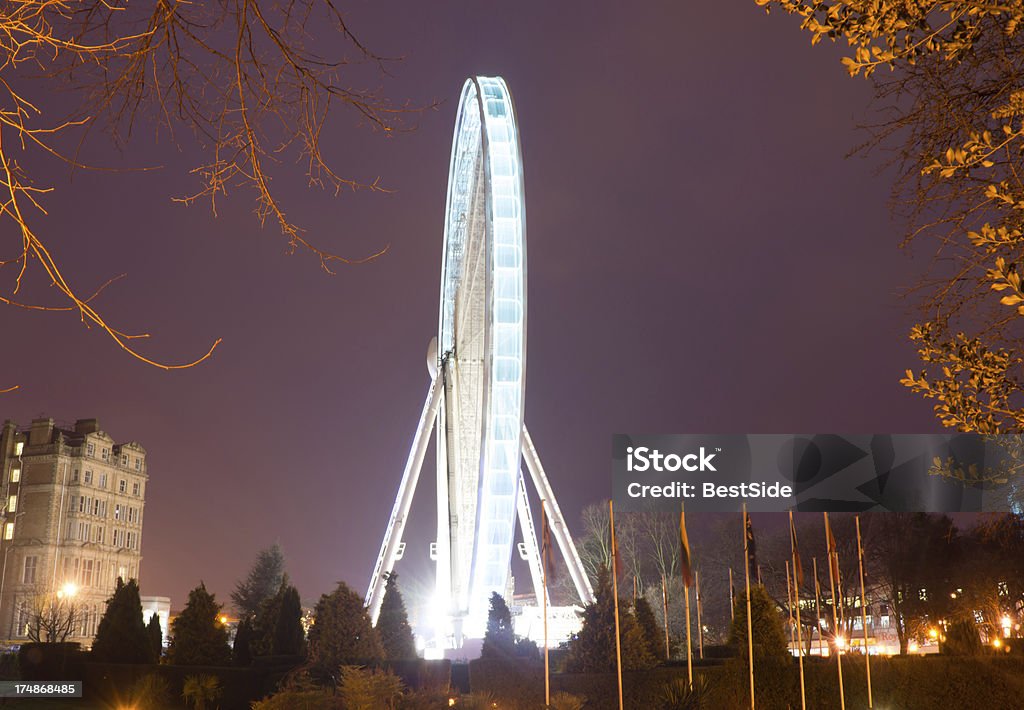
[74,419,100,436]
[29,418,54,446]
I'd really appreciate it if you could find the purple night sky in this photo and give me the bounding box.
[1,2,941,610]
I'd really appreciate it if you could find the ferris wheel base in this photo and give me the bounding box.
[364,371,595,648]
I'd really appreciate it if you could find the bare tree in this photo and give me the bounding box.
[22,590,82,643]
[0,0,427,372]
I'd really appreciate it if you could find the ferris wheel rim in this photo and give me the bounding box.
[437,76,527,624]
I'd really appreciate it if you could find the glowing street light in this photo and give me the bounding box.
[993,638,1003,649]
[928,628,939,640]
[57,582,78,599]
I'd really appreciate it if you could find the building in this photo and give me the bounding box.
[140,595,171,647]
[0,418,147,646]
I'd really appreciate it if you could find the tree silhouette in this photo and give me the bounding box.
[167,583,231,667]
[376,573,417,661]
[92,578,153,664]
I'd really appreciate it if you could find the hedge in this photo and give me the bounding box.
[472,655,1024,710]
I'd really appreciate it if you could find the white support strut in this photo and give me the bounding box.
[365,373,444,624]
[515,470,546,607]
[522,425,596,605]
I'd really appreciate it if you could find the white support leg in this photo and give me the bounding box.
[515,470,545,607]
[365,373,444,624]
[433,395,452,640]
[521,425,596,605]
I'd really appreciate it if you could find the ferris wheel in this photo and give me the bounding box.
[365,76,594,645]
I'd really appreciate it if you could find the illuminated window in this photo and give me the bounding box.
[22,556,37,585]
[9,467,19,483]
[6,495,15,514]
[13,442,23,457]
[114,505,121,521]
[4,523,14,540]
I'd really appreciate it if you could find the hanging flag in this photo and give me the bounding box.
[744,510,758,583]
[541,504,557,584]
[825,515,841,589]
[790,511,805,588]
[680,510,694,588]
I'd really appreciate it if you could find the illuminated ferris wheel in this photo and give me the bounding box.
[365,76,594,646]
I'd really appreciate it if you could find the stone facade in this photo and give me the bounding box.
[0,418,147,646]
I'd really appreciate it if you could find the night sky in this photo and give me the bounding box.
[1,2,942,611]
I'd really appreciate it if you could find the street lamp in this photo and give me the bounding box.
[57,582,78,600]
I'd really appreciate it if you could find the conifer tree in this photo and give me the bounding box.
[233,617,253,667]
[92,578,153,664]
[375,573,417,661]
[232,544,286,619]
[480,592,516,659]
[633,596,664,662]
[167,583,232,667]
[564,567,656,672]
[146,613,163,660]
[307,581,383,678]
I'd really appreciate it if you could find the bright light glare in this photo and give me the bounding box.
[58,582,78,599]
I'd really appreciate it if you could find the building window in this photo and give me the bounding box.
[127,531,137,550]
[95,527,104,544]
[121,454,128,466]
[68,495,77,512]
[6,495,15,514]
[92,499,100,516]
[79,497,87,514]
[101,448,109,461]
[82,559,94,587]
[87,443,94,456]
[22,556,37,585]
[132,482,140,496]
[118,479,127,494]
[113,529,124,548]
[71,468,79,483]
[99,472,107,489]
[114,504,121,521]
[84,470,93,485]
[134,458,141,471]
[13,442,23,457]
[9,467,19,483]
[3,523,13,540]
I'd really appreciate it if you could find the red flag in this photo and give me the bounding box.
[680,510,694,588]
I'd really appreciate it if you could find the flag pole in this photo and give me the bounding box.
[695,569,704,660]
[541,500,550,708]
[824,513,846,710]
[790,511,806,710]
[609,500,624,710]
[742,504,755,710]
[813,557,824,658]
[856,515,873,708]
[662,574,671,660]
[729,567,735,621]
[786,560,795,651]
[685,575,693,687]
